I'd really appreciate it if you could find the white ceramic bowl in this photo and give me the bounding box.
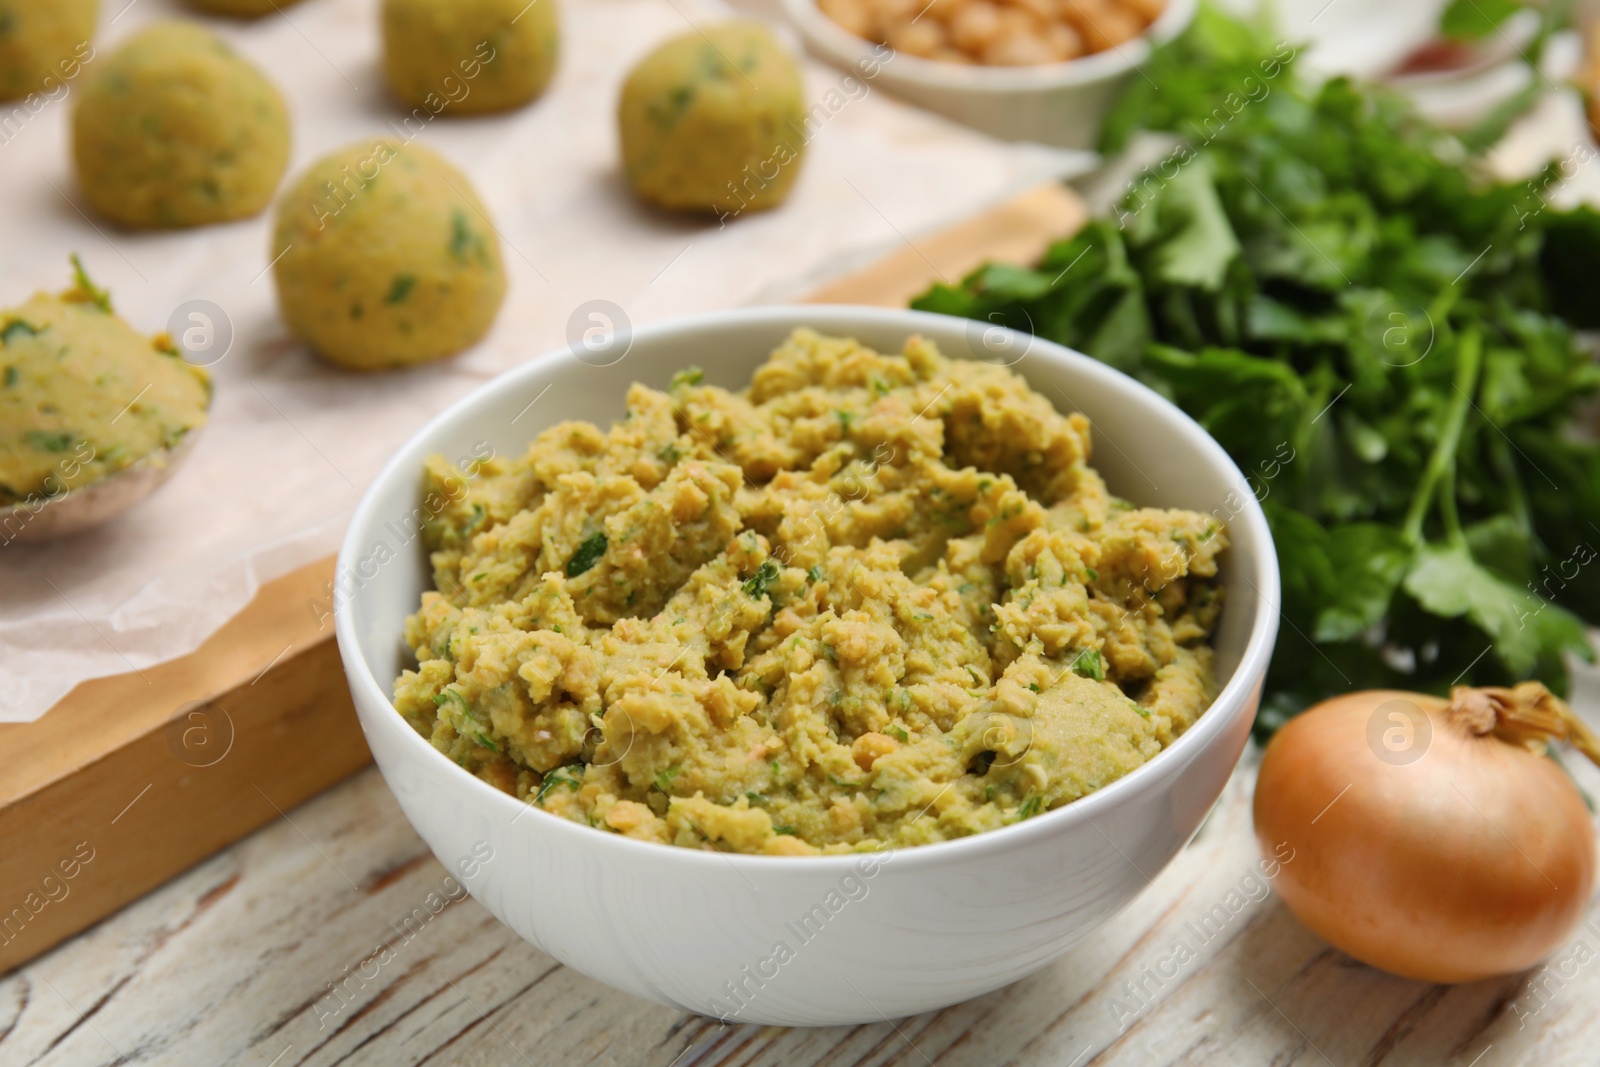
[784,0,1197,148]
[335,305,1279,1026]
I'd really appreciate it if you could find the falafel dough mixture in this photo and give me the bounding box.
[0,267,210,504]
[393,331,1226,855]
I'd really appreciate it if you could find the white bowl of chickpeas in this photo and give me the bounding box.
[786,0,1195,147]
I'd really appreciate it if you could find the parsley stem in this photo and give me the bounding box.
[1488,433,1533,539]
[1402,329,1481,547]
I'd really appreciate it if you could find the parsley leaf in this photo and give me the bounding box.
[741,558,780,599]
[1071,648,1105,681]
[914,6,1600,731]
[69,254,112,313]
[1,320,38,344]
[565,532,607,577]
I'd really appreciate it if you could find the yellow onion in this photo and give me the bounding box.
[1254,683,1599,983]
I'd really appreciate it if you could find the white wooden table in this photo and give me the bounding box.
[5,728,1599,1067]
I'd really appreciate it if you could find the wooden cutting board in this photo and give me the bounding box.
[0,181,1086,974]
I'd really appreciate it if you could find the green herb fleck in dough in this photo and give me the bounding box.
[69,255,112,313]
[1072,648,1105,682]
[24,431,74,453]
[449,211,486,265]
[740,558,780,599]
[669,366,704,390]
[535,766,584,804]
[1,321,38,344]
[565,531,607,577]
[385,274,417,305]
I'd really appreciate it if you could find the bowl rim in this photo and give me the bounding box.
[336,303,1280,875]
[783,0,1198,92]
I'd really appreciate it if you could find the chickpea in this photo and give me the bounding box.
[875,0,925,23]
[481,761,517,795]
[992,5,1040,37]
[886,17,949,58]
[983,30,1057,65]
[948,0,1002,51]
[1009,0,1060,23]
[818,0,1161,66]
[920,0,968,21]
[1043,20,1084,60]
[1064,0,1142,50]
[1094,6,1145,49]
[1121,0,1165,22]
[820,0,876,38]
[851,731,899,771]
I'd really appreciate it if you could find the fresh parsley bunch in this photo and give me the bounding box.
[913,5,1600,731]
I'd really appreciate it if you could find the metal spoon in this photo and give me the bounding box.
[2,430,203,543]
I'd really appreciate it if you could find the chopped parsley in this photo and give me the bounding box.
[385,274,417,305]
[25,430,73,453]
[70,254,112,313]
[668,366,704,390]
[534,765,584,804]
[565,531,607,577]
[741,558,780,599]
[1,320,38,345]
[654,765,683,793]
[449,210,486,264]
[1072,648,1105,681]
[432,687,478,721]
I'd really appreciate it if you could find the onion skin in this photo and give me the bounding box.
[1254,689,1597,984]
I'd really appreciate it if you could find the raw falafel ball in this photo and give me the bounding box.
[183,0,307,18]
[271,140,507,371]
[382,0,560,114]
[0,0,97,103]
[619,22,807,214]
[71,21,290,229]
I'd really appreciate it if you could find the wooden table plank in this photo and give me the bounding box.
[4,737,1596,1065]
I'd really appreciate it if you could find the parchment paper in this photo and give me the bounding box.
[0,0,1089,721]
